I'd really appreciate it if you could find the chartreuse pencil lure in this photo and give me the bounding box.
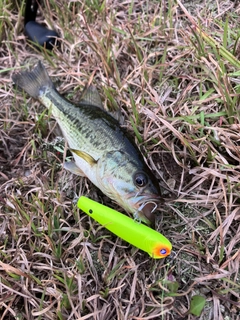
[77,196,172,259]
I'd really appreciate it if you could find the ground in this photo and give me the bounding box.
[0,0,239,319]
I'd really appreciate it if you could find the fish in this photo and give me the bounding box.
[12,61,161,226]
[77,196,172,258]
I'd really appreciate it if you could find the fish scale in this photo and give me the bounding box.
[12,60,162,226]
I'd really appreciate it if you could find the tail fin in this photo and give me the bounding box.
[12,61,53,99]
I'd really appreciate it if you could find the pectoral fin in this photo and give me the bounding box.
[70,149,97,166]
[64,161,86,176]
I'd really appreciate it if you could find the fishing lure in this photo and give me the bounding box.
[77,196,172,259]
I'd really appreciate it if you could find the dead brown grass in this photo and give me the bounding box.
[0,0,240,319]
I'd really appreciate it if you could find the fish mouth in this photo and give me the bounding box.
[126,193,161,227]
[141,202,158,226]
[136,198,160,227]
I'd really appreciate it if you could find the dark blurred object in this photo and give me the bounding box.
[24,0,60,50]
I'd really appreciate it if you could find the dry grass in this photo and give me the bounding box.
[1,0,240,319]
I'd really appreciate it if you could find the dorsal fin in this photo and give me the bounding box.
[79,84,103,109]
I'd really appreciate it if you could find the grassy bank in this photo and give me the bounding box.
[0,0,239,319]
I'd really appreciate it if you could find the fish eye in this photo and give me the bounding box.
[134,172,148,187]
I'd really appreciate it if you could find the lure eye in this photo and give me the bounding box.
[134,172,148,188]
[153,244,172,258]
[160,248,167,255]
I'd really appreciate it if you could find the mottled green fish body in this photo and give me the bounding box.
[12,61,161,226]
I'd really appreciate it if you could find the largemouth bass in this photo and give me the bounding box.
[12,61,161,226]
